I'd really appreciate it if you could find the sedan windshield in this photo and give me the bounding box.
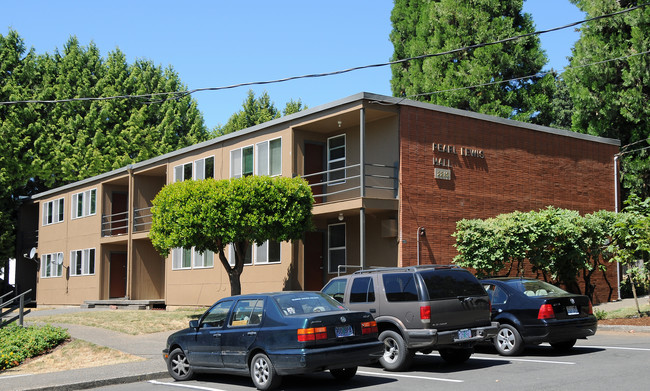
[274,292,346,315]
[505,279,568,297]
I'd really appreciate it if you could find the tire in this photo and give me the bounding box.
[550,339,577,351]
[379,330,414,371]
[494,324,524,356]
[250,353,282,391]
[438,347,473,365]
[330,366,357,381]
[167,348,194,381]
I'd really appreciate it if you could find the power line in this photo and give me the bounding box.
[0,2,648,107]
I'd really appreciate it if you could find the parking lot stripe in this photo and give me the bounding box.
[357,370,463,383]
[469,355,576,365]
[148,380,228,391]
[584,345,650,352]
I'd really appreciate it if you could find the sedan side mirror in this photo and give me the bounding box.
[189,320,199,329]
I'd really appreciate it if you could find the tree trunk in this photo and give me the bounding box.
[228,269,242,296]
[630,275,642,317]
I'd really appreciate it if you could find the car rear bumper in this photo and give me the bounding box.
[406,322,499,348]
[521,317,598,344]
[269,340,384,375]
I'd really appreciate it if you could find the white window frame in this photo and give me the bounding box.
[173,162,193,182]
[327,134,346,185]
[255,137,282,176]
[230,145,254,178]
[194,156,215,180]
[71,189,97,219]
[40,252,63,278]
[70,248,96,276]
[228,241,281,266]
[328,223,346,274]
[43,197,65,226]
[172,247,214,270]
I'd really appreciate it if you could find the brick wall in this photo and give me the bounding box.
[398,105,620,303]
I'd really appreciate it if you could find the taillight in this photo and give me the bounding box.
[538,304,555,319]
[361,321,378,335]
[297,327,328,342]
[588,301,593,315]
[420,305,431,323]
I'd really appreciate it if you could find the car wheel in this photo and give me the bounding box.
[494,324,524,356]
[550,339,577,351]
[167,348,194,381]
[438,347,473,364]
[379,330,413,371]
[330,366,357,381]
[250,353,282,391]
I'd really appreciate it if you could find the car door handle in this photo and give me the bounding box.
[213,333,221,338]
[247,331,257,336]
[369,308,376,313]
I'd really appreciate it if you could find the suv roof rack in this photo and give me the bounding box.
[352,265,462,275]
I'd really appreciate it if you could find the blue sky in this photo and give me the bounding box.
[2,1,584,130]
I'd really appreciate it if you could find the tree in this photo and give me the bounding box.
[149,176,314,296]
[0,29,210,267]
[389,0,555,124]
[565,0,650,199]
[213,90,308,136]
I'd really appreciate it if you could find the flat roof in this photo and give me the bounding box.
[31,92,620,200]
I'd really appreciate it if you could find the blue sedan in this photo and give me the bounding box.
[162,291,383,390]
[480,278,597,356]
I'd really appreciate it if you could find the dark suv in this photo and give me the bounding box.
[322,265,498,371]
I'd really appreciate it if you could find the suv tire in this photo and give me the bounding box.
[379,330,413,371]
[438,347,473,364]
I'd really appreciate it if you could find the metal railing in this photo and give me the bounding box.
[1,289,33,328]
[301,162,398,201]
[101,211,129,237]
[133,206,153,233]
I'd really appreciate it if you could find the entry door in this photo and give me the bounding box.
[109,252,127,298]
[111,193,128,235]
[304,231,324,290]
[305,143,324,204]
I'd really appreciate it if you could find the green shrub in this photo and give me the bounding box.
[0,324,69,371]
[594,309,607,320]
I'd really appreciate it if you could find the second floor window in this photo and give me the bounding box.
[43,197,64,226]
[230,146,254,178]
[174,156,214,182]
[256,138,282,176]
[327,134,346,185]
[72,189,97,219]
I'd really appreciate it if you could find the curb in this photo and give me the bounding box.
[20,371,169,391]
[597,324,650,334]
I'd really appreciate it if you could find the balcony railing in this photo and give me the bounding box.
[301,162,398,201]
[133,206,153,233]
[101,211,128,237]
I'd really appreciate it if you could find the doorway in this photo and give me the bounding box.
[304,231,325,290]
[304,143,324,204]
[109,252,127,298]
[111,192,128,235]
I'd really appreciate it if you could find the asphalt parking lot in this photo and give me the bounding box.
[96,330,650,391]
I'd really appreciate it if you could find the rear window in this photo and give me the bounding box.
[505,279,568,297]
[273,292,346,315]
[419,269,486,299]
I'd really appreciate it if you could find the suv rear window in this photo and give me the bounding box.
[383,273,419,302]
[419,269,486,299]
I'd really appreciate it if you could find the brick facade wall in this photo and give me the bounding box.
[398,105,619,303]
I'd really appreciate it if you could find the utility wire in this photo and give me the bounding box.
[0,2,648,107]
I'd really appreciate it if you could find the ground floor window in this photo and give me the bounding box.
[328,223,346,274]
[70,248,96,276]
[172,247,214,270]
[229,241,281,266]
[40,252,63,278]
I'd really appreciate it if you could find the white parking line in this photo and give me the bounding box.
[470,355,576,365]
[148,380,228,391]
[583,345,650,352]
[357,370,463,383]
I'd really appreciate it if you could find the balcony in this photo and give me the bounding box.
[101,206,152,237]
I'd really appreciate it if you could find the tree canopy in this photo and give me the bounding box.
[213,90,307,136]
[149,176,314,295]
[564,0,650,199]
[389,0,555,124]
[0,29,209,264]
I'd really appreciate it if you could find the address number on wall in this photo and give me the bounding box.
[434,168,452,180]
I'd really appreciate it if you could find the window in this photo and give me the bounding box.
[71,189,97,219]
[230,146,254,178]
[174,156,214,182]
[328,223,346,274]
[172,247,213,270]
[230,299,264,326]
[201,300,233,328]
[70,248,96,276]
[256,138,282,176]
[322,278,347,303]
[327,134,346,185]
[173,162,193,182]
[43,198,64,226]
[350,277,375,303]
[229,241,281,266]
[40,252,63,278]
[383,273,419,302]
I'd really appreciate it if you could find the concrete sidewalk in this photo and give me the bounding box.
[2,299,650,391]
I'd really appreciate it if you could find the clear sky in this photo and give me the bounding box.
[2,1,584,131]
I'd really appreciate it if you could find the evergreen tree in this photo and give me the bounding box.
[565,0,650,199]
[390,0,554,124]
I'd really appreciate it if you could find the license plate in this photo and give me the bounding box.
[335,325,354,338]
[458,329,472,340]
[566,305,579,315]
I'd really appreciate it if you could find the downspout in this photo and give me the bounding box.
[126,165,134,300]
[417,227,425,265]
[614,154,620,301]
[360,107,366,270]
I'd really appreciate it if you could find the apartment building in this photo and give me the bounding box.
[23,92,620,307]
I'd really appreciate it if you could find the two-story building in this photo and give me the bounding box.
[21,92,620,307]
